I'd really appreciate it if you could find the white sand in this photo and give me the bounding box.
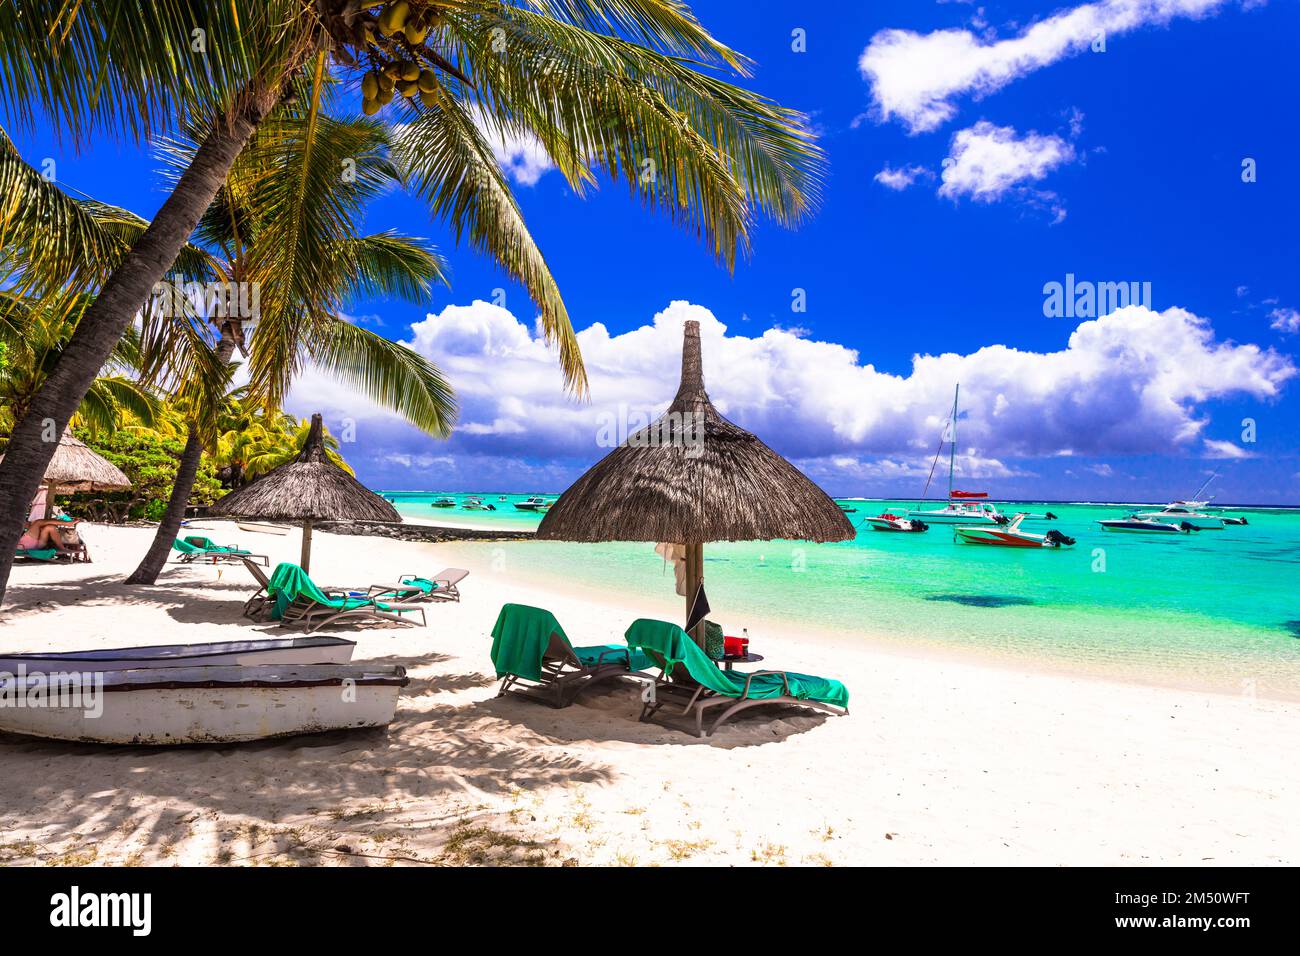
[1,522,1296,867]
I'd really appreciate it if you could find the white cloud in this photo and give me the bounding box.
[859,0,1259,133]
[874,163,931,191]
[1269,307,1300,334]
[939,122,1075,210]
[287,299,1295,487]
[1203,439,1256,459]
[1086,463,1115,477]
[465,109,556,186]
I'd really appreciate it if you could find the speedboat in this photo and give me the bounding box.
[513,496,553,512]
[1097,516,1198,534]
[955,513,1075,548]
[1134,504,1224,529]
[0,664,408,745]
[461,496,496,511]
[430,497,457,508]
[863,512,928,533]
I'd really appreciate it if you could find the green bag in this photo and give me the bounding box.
[703,620,725,660]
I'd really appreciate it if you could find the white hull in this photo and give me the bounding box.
[1096,520,1185,534]
[238,522,291,535]
[1134,512,1224,529]
[906,510,1000,525]
[0,665,406,745]
[0,636,355,673]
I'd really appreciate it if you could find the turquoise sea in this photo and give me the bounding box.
[384,493,1300,700]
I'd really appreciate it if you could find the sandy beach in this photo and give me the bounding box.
[1,522,1297,867]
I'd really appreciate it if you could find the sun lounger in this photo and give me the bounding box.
[264,562,426,633]
[368,568,469,603]
[490,603,652,708]
[19,518,89,562]
[625,618,849,737]
[241,557,275,620]
[15,547,61,562]
[173,536,269,566]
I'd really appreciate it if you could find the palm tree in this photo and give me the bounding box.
[0,1,823,602]
[121,105,455,584]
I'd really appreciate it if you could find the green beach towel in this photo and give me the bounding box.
[265,562,386,621]
[625,618,849,707]
[183,535,249,555]
[490,603,650,681]
[16,548,59,561]
[398,576,439,594]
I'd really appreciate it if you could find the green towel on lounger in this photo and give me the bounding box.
[265,562,392,621]
[183,535,249,554]
[397,576,439,594]
[624,618,849,707]
[16,548,59,561]
[490,603,650,681]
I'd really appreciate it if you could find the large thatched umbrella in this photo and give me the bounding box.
[538,320,854,645]
[207,413,399,573]
[0,429,131,519]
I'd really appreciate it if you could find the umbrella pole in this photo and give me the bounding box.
[685,541,704,648]
[43,482,57,520]
[300,519,313,574]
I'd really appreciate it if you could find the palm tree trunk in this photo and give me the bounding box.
[0,82,286,606]
[125,335,239,585]
[124,425,205,585]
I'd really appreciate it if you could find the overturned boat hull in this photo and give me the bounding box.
[0,636,355,673]
[0,664,407,745]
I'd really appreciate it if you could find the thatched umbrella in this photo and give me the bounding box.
[537,320,854,645]
[0,429,131,519]
[207,413,400,573]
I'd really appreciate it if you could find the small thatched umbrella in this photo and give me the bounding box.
[0,429,131,519]
[207,413,400,573]
[537,320,854,646]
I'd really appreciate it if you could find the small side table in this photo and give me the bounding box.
[720,652,765,672]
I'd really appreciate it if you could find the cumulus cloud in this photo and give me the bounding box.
[1202,439,1256,459]
[874,163,932,191]
[859,0,1259,133]
[939,122,1075,214]
[466,109,556,186]
[1269,307,1300,334]
[286,299,1295,488]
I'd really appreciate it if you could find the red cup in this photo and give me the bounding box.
[724,636,745,657]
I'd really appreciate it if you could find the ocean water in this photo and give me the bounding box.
[384,493,1300,699]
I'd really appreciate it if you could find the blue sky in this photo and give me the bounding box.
[11,0,1300,503]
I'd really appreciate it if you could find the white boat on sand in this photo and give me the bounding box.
[0,636,355,674]
[238,521,292,535]
[0,664,408,745]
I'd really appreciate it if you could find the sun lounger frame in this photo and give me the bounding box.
[637,652,847,738]
[176,539,269,567]
[498,632,642,709]
[367,568,469,603]
[278,594,427,634]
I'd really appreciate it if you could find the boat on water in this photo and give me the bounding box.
[862,513,928,533]
[955,513,1075,548]
[430,497,457,508]
[461,496,496,511]
[0,664,408,745]
[238,521,292,535]
[1097,516,1198,534]
[905,387,1009,526]
[1133,503,1225,529]
[513,496,553,512]
[0,636,355,673]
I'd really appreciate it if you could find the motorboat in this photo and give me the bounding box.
[954,513,1075,548]
[430,497,457,508]
[862,513,928,533]
[461,496,496,511]
[1096,516,1198,534]
[1133,504,1224,529]
[0,636,355,673]
[513,496,553,512]
[0,664,408,745]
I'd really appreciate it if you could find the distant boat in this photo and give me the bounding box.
[955,513,1075,548]
[906,386,1008,526]
[1097,516,1197,534]
[0,636,355,673]
[430,497,457,508]
[461,496,496,511]
[238,521,292,535]
[0,664,408,745]
[1133,504,1225,529]
[862,513,928,533]
[513,496,553,512]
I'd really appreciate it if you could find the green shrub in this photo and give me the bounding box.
[67,430,223,522]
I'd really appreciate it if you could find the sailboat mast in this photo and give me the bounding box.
[948,384,959,499]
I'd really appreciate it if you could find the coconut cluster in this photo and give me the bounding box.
[357,2,444,115]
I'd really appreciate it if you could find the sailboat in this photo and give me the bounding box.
[906,385,1007,526]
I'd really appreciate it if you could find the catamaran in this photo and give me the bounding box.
[905,386,1008,526]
